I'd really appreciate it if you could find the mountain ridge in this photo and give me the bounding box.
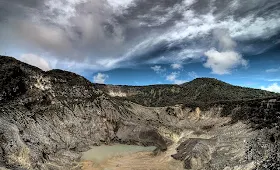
[1,55,280,170]
[96,77,278,107]
[2,55,278,107]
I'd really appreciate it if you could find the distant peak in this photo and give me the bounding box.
[184,77,222,83]
[0,55,19,62]
[0,55,44,72]
[192,77,220,81]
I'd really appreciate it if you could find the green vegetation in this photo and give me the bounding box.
[102,78,279,107]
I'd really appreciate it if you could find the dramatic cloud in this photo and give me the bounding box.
[171,64,182,70]
[261,83,280,93]
[0,0,280,72]
[20,54,51,71]
[151,65,166,74]
[166,72,186,84]
[93,73,109,84]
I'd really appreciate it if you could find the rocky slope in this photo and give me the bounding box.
[96,78,277,107]
[0,56,280,170]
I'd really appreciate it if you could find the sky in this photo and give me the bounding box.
[0,0,280,92]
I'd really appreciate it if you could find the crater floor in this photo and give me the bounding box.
[80,144,183,170]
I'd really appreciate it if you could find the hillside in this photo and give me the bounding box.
[97,78,278,107]
[2,56,275,106]
[0,56,280,170]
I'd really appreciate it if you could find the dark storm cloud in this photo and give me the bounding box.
[113,0,280,66]
[0,0,39,21]
[0,0,280,71]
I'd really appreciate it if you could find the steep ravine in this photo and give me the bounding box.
[0,56,280,170]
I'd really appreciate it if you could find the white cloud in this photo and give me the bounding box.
[20,54,51,71]
[171,63,182,70]
[204,49,248,75]
[203,29,248,75]
[107,0,135,11]
[118,6,280,69]
[151,65,166,74]
[165,8,280,44]
[166,72,178,81]
[93,73,109,84]
[182,0,197,6]
[266,67,280,73]
[261,83,280,93]
[2,0,280,72]
[188,71,198,79]
[166,72,186,85]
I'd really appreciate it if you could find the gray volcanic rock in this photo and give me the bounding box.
[0,56,168,169]
[0,56,280,170]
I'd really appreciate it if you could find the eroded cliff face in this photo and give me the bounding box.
[0,56,279,170]
[170,103,280,170]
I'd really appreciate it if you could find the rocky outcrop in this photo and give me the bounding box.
[169,98,280,170]
[0,57,171,169]
[0,56,280,170]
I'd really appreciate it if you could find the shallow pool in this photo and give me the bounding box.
[81,144,156,163]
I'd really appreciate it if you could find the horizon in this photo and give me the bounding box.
[2,55,279,94]
[1,0,280,92]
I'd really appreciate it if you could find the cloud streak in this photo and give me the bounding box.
[188,71,198,79]
[171,63,182,70]
[151,65,166,74]
[266,67,280,73]
[0,0,279,72]
[166,72,187,84]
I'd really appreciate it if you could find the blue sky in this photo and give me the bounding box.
[1,0,280,92]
